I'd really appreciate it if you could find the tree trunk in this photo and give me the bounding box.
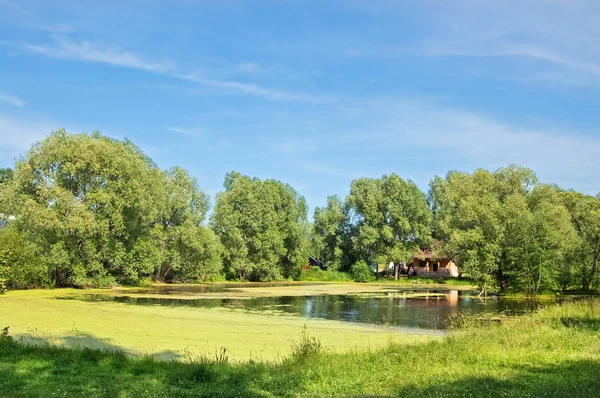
[535,258,542,295]
[497,255,507,293]
[478,283,487,298]
[591,247,599,291]
[581,243,590,291]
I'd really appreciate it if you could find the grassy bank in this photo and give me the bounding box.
[1,300,598,397]
[298,268,354,282]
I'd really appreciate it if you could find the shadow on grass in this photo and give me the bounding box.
[14,330,184,362]
[0,336,305,397]
[2,332,600,398]
[354,361,600,398]
[560,316,600,331]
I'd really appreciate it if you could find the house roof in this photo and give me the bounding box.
[413,244,450,260]
[420,249,434,259]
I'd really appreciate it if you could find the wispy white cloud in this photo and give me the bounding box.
[420,0,600,84]
[0,1,72,33]
[422,45,600,77]
[173,73,328,104]
[327,97,600,193]
[0,0,29,14]
[345,0,600,86]
[41,24,74,34]
[24,37,326,104]
[166,126,206,138]
[237,93,599,195]
[236,61,261,74]
[25,38,174,73]
[194,110,249,119]
[0,93,25,107]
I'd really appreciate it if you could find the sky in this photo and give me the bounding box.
[0,0,599,213]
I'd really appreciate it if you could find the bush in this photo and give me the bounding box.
[351,260,374,283]
[0,228,51,289]
[298,267,353,282]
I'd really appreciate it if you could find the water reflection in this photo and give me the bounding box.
[67,288,551,329]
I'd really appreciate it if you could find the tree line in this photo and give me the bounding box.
[0,130,598,293]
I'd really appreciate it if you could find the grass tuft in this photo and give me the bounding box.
[289,325,323,360]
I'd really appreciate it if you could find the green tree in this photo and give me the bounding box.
[429,166,539,288]
[312,195,347,270]
[0,167,18,223]
[0,130,221,287]
[8,130,162,286]
[346,174,432,266]
[152,167,221,282]
[0,168,13,185]
[4,130,221,288]
[563,191,600,291]
[503,185,576,293]
[211,172,308,281]
[0,227,48,289]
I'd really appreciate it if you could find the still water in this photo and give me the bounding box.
[67,283,553,330]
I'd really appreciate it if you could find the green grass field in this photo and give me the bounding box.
[1,299,598,397]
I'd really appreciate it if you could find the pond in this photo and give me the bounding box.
[62,283,556,330]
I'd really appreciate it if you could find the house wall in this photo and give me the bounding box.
[411,258,459,278]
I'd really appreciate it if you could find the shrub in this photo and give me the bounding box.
[298,267,352,282]
[351,260,374,283]
[0,228,50,289]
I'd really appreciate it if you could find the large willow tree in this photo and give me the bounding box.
[0,130,221,288]
[312,195,348,271]
[151,167,222,283]
[211,172,308,281]
[429,165,577,292]
[345,174,432,265]
[563,191,600,291]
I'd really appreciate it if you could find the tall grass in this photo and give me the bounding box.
[297,267,353,282]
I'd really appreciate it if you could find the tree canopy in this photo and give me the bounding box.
[563,191,600,291]
[429,166,581,292]
[346,174,432,265]
[312,196,347,271]
[211,172,308,281]
[0,130,221,288]
[1,130,599,293]
[0,168,13,185]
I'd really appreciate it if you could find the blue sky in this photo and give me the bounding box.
[1,0,599,213]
